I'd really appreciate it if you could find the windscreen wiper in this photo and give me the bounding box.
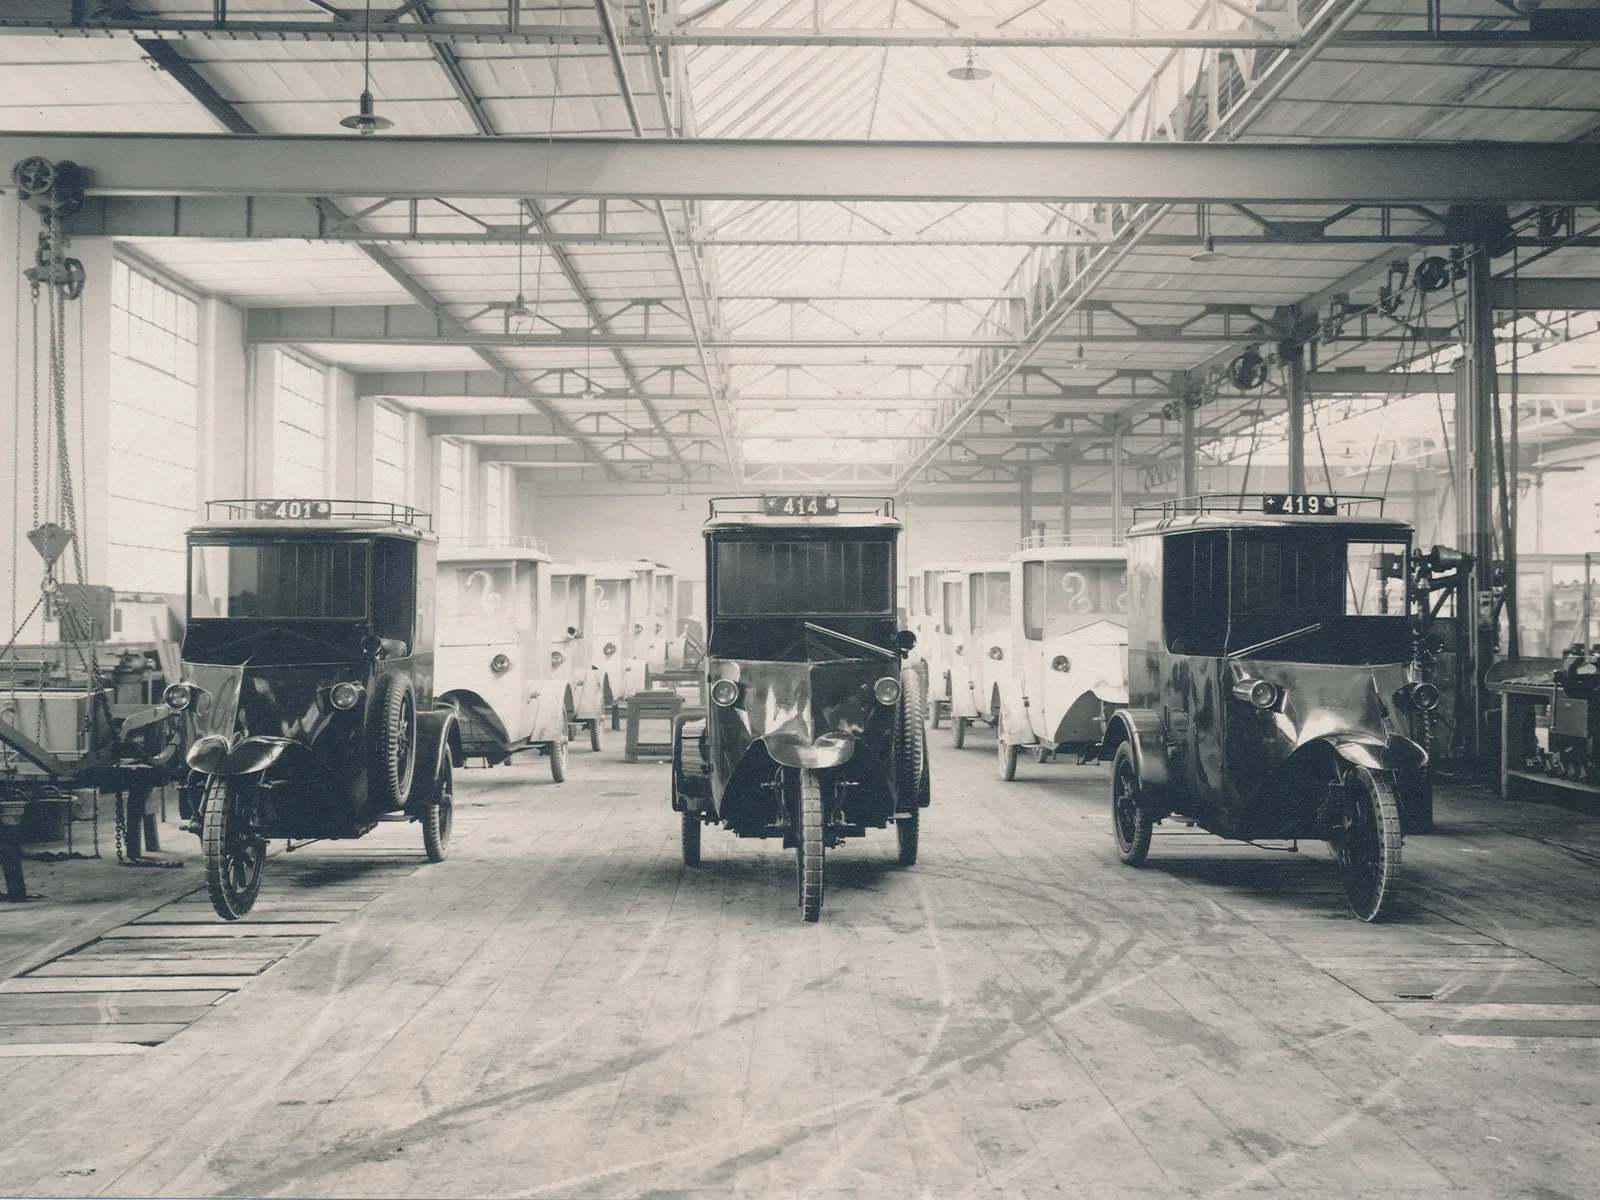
[803,622,896,659]
[1227,622,1324,660]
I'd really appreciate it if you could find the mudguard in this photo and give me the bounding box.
[572,667,607,720]
[620,658,647,698]
[527,680,575,744]
[950,657,982,720]
[187,735,295,777]
[762,732,856,769]
[995,680,1034,747]
[1102,709,1171,807]
[1323,734,1428,774]
[407,709,459,811]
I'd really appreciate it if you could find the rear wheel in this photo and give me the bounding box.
[203,778,266,921]
[952,716,966,749]
[796,769,824,923]
[1333,765,1402,922]
[896,807,919,866]
[589,720,604,753]
[549,736,568,783]
[681,808,701,867]
[422,756,454,863]
[998,731,1020,781]
[1111,743,1153,866]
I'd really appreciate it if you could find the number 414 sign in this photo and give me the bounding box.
[763,495,839,516]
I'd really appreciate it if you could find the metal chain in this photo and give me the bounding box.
[91,790,99,859]
[113,790,125,864]
[10,202,19,654]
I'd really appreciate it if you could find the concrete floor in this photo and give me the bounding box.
[3,730,1600,1199]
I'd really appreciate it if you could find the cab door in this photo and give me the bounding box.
[1019,558,1049,740]
[941,575,967,707]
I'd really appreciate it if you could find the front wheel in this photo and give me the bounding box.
[549,736,568,784]
[203,778,266,921]
[681,808,701,867]
[896,808,919,866]
[1332,765,1402,922]
[796,769,824,922]
[952,716,966,749]
[422,756,454,863]
[1111,743,1153,866]
[589,720,604,753]
[998,731,1020,781]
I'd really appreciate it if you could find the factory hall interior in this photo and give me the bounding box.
[5,2,1600,1198]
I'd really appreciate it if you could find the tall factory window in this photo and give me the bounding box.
[371,403,409,505]
[436,439,464,540]
[107,258,199,592]
[273,350,327,497]
[483,463,511,539]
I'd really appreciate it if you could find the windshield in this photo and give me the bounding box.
[1164,530,1410,661]
[592,579,628,634]
[190,541,367,620]
[438,563,533,629]
[715,538,893,617]
[970,571,1012,632]
[1022,560,1127,639]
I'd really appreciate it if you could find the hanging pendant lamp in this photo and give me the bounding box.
[341,0,393,134]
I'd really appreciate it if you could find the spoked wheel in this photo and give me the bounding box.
[549,736,568,783]
[423,756,454,863]
[203,778,267,921]
[998,730,1020,781]
[589,720,604,753]
[1111,743,1153,866]
[681,808,701,867]
[1332,765,1402,922]
[795,769,825,923]
[896,807,919,866]
[952,716,966,749]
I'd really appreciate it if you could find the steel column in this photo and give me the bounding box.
[1181,405,1198,498]
[1282,335,1307,493]
[1455,246,1500,761]
[1020,468,1034,543]
[1060,462,1072,537]
[1110,422,1125,540]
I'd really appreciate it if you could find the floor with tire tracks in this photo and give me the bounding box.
[2,730,1600,1198]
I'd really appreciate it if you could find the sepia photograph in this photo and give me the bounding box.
[2,0,1599,1196]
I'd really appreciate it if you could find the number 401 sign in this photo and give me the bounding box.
[762,495,839,516]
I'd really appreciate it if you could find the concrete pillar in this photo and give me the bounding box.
[1,186,28,641]
[407,410,432,513]
[248,345,279,495]
[1282,334,1307,493]
[1019,466,1033,544]
[1110,421,1125,541]
[197,297,247,506]
[1180,403,1198,497]
[325,366,363,499]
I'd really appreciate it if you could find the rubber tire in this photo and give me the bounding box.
[897,807,919,866]
[1,829,26,902]
[1334,765,1402,922]
[369,672,417,811]
[204,779,266,921]
[796,769,824,923]
[549,736,568,783]
[589,720,603,752]
[998,731,1020,781]
[931,702,943,730]
[682,808,701,867]
[1111,742,1153,866]
[895,683,926,811]
[953,716,966,749]
[423,756,453,863]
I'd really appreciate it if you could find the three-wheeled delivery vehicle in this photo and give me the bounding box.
[1102,494,1437,922]
[547,560,608,750]
[169,499,458,920]
[581,559,649,724]
[949,559,1013,749]
[907,561,957,724]
[671,495,929,922]
[435,537,573,782]
[995,538,1128,779]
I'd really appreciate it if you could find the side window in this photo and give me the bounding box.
[1022,560,1045,641]
[1163,531,1227,656]
[370,538,417,650]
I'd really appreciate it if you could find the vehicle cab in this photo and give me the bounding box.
[948,559,1012,747]
[435,537,572,781]
[578,559,649,719]
[1103,493,1436,921]
[994,538,1128,778]
[546,560,607,749]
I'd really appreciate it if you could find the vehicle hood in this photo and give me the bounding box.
[717,657,889,764]
[1234,658,1414,749]
[181,660,364,747]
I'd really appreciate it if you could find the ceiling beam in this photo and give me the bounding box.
[6,134,1597,204]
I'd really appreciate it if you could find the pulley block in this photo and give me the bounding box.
[10,157,84,218]
[1227,347,1268,391]
[1414,256,1452,294]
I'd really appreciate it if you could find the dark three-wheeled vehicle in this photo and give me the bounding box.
[167,500,458,920]
[1102,495,1437,921]
[671,496,929,922]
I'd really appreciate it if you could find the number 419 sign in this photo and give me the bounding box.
[1262,493,1339,516]
[763,495,839,516]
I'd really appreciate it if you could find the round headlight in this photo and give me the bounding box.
[551,650,565,668]
[955,643,964,656]
[873,677,902,707]
[988,645,1004,661]
[330,681,364,711]
[603,642,617,658]
[1248,680,1280,709]
[710,678,740,707]
[490,654,513,674]
[1051,655,1071,673]
[163,682,193,711]
[1411,682,1441,711]
[634,623,644,636]
[655,622,663,634]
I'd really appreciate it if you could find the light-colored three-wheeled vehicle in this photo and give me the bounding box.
[580,559,650,726]
[1103,493,1437,921]
[904,562,952,713]
[547,560,608,751]
[434,538,573,782]
[995,537,1129,779]
[949,560,1013,748]
[641,563,678,675]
